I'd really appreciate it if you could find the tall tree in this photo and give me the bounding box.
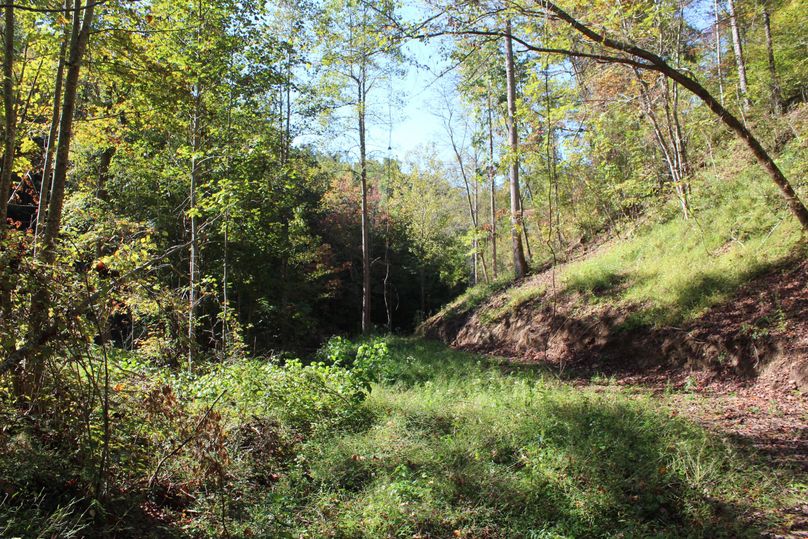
[503,19,528,279]
[39,0,95,258]
[759,0,783,114]
[317,0,402,333]
[0,3,15,228]
[714,0,725,105]
[487,87,498,280]
[726,0,751,110]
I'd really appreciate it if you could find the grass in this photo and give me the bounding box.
[479,283,547,324]
[428,135,806,329]
[429,277,513,323]
[248,338,797,538]
[2,338,802,537]
[558,140,807,327]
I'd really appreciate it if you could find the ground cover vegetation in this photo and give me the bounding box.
[0,0,805,536]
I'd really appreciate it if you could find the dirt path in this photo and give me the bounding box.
[522,361,808,537]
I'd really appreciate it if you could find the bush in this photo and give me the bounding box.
[319,336,392,386]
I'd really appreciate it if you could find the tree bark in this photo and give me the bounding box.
[0,2,15,390]
[760,0,783,114]
[40,0,95,258]
[487,89,497,280]
[0,2,16,228]
[445,110,484,284]
[358,71,371,335]
[33,18,67,255]
[714,0,725,106]
[21,0,95,399]
[727,0,751,110]
[504,20,528,279]
[188,85,200,371]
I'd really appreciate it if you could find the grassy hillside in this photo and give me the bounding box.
[435,122,806,332]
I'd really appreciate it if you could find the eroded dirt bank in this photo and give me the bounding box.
[421,257,807,390]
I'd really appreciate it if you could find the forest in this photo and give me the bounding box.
[0,0,806,536]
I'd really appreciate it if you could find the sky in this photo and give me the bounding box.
[300,33,460,166]
[376,40,455,162]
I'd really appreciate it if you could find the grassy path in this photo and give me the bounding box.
[271,338,806,538]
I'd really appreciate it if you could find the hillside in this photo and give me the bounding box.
[421,126,808,389]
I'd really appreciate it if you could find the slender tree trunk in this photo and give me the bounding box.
[223,206,229,355]
[358,74,371,335]
[95,147,114,203]
[33,22,67,255]
[714,0,725,106]
[188,85,200,371]
[487,90,497,280]
[446,114,483,284]
[0,2,15,386]
[383,220,392,331]
[474,165,489,283]
[760,0,783,114]
[504,20,528,279]
[0,3,15,228]
[40,0,95,258]
[727,0,751,110]
[419,263,425,317]
[22,0,95,400]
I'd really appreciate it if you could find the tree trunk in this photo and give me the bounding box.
[446,112,482,284]
[487,89,497,280]
[0,3,15,228]
[33,20,67,255]
[760,0,783,114]
[188,85,200,371]
[359,74,371,335]
[0,2,15,392]
[22,0,95,399]
[727,0,751,110]
[714,0,725,106]
[383,220,392,331]
[419,263,425,317]
[96,147,114,203]
[40,0,95,258]
[504,20,528,279]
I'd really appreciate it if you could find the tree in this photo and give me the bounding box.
[316,0,402,334]
[503,19,528,279]
[413,0,808,229]
[440,88,489,284]
[726,0,751,110]
[759,0,783,114]
[0,3,16,229]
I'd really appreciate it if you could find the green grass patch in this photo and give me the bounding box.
[2,338,801,537]
[430,276,513,322]
[249,338,796,538]
[560,144,806,326]
[479,282,547,324]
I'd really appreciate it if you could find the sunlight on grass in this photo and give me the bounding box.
[561,147,806,326]
[264,338,794,538]
[480,282,547,323]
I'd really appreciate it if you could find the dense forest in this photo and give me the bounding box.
[1,0,806,536]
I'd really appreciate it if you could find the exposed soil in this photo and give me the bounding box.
[422,256,807,389]
[421,255,808,536]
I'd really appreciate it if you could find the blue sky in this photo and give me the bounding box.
[305,36,458,165]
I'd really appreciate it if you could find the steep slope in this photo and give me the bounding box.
[421,130,808,389]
